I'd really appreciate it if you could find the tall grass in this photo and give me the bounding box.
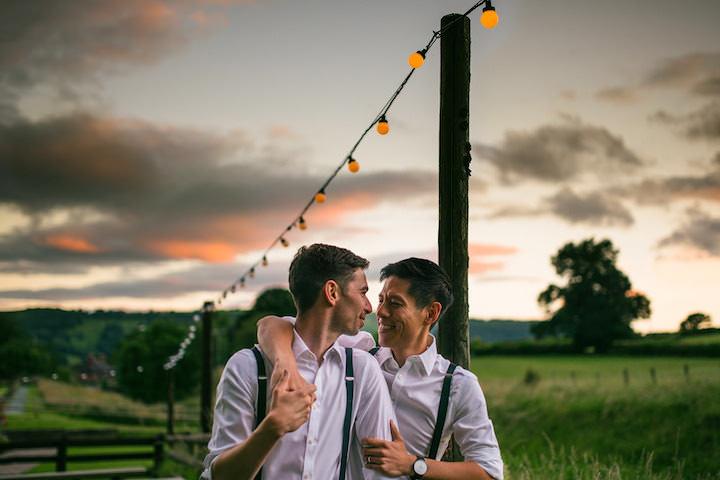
[470,356,720,479]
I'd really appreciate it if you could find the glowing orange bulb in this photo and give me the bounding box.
[240,279,245,287]
[262,256,268,266]
[377,118,389,135]
[481,8,498,28]
[299,218,307,230]
[348,158,359,173]
[281,238,289,247]
[249,269,255,279]
[315,192,326,203]
[409,52,425,69]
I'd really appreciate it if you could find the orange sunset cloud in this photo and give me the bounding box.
[43,235,102,254]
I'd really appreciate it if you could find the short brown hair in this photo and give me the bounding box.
[288,244,369,313]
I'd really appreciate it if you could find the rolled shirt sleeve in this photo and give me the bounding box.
[450,371,504,480]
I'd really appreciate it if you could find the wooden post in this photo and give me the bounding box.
[438,13,471,463]
[683,364,690,383]
[167,368,175,435]
[650,367,657,385]
[623,368,629,386]
[201,301,214,433]
[153,434,164,475]
[56,432,67,472]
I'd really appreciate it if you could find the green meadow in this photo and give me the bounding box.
[471,356,720,479]
[4,355,719,479]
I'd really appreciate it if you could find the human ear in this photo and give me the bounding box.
[323,280,340,306]
[426,302,442,326]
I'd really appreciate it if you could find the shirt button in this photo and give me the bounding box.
[304,474,310,479]
[312,403,318,409]
[398,374,403,380]
[306,353,313,359]
[308,439,314,445]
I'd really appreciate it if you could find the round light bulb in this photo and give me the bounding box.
[315,192,326,203]
[299,218,307,230]
[348,159,359,173]
[262,256,268,267]
[249,269,255,279]
[377,120,389,135]
[481,8,498,28]
[281,238,289,247]
[409,52,425,69]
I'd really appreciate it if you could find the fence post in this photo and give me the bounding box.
[650,367,657,385]
[56,432,67,472]
[684,364,690,383]
[167,368,175,435]
[623,368,629,386]
[201,301,214,433]
[153,434,164,475]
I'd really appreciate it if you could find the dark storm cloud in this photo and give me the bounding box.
[474,117,644,185]
[0,112,438,273]
[658,208,720,257]
[486,188,634,227]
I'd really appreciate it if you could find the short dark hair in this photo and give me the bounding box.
[288,244,369,313]
[380,258,453,322]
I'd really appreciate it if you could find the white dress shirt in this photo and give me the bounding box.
[202,326,396,480]
[339,334,504,480]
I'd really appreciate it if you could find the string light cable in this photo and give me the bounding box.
[165,0,498,369]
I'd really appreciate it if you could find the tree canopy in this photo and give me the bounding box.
[0,315,53,381]
[114,320,200,403]
[532,238,651,353]
[679,312,712,332]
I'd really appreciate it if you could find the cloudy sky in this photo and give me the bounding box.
[1,0,719,333]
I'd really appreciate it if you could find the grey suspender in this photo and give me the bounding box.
[251,346,354,480]
[368,347,456,459]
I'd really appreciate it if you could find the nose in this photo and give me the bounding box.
[376,299,388,319]
[363,296,372,314]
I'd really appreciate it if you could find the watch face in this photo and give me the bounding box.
[413,458,428,475]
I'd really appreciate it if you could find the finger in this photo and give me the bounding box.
[361,447,386,457]
[275,369,289,389]
[361,437,386,448]
[389,419,403,442]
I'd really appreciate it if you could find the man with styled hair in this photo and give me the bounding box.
[258,257,503,480]
[203,244,397,480]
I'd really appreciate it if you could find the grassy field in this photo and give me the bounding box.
[470,356,720,479]
[4,355,719,479]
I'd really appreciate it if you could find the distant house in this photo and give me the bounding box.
[78,353,116,387]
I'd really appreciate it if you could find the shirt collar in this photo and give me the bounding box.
[377,334,438,377]
[291,327,344,363]
[411,334,438,376]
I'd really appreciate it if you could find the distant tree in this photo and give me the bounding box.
[253,288,296,316]
[679,312,711,333]
[0,315,52,381]
[114,320,200,403]
[533,238,651,353]
[97,323,126,356]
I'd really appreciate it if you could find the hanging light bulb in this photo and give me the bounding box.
[249,267,255,279]
[281,237,289,247]
[230,284,236,293]
[348,157,359,173]
[315,189,326,203]
[262,256,268,267]
[481,1,498,28]
[377,115,389,135]
[408,50,425,69]
[299,217,307,230]
[240,277,246,288]
[222,290,227,299]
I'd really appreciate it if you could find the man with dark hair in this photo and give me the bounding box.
[258,257,503,480]
[203,244,396,480]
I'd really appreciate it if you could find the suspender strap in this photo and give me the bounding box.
[339,347,354,480]
[369,346,380,356]
[427,362,457,460]
[251,346,267,480]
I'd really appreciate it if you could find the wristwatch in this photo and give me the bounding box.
[411,456,428,479]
